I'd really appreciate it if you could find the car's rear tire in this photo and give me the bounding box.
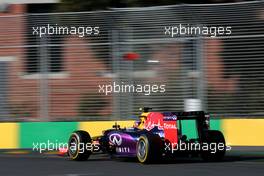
[201,130,226,162]
[136,133,163,164]
[68,130,92,161]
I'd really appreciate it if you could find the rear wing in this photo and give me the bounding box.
[170,111,208,120]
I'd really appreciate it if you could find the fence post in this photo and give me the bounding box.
[196,36,207,112]
[111,29,120,119]
[39,35,49,121]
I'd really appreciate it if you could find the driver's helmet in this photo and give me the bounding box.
[134,112,149,129]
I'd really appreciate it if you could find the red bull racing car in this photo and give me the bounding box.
[67,107,226,163]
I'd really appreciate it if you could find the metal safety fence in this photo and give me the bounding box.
[0,1,263,121]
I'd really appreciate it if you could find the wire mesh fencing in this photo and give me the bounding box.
[0,1,263,121]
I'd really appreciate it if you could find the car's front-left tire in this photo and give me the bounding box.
[68,130,92,161]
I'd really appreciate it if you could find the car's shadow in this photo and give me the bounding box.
[113,153,264,164]
[62,150,264,164]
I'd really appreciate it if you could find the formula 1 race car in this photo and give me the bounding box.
[67,107,226,163]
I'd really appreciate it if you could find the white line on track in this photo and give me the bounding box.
[50,173,103,176]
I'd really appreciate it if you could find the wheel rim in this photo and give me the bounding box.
[137,140,146,160]
[69,136,78,156]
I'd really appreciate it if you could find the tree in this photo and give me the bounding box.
[58,0,226,12]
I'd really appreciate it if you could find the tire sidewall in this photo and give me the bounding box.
[201,130,226,161]
[137,135,150,163]
[136,133,162,163]
[68,130,92,161]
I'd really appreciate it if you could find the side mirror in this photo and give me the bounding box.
[139,107,152,113]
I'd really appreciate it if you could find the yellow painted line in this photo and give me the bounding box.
[79,121,134,137]
[222,119,264,146]
[0,123,18,149]
[4,150,30,154]
[44,151,59,155]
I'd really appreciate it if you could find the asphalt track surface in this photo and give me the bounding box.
[0,147,263,176]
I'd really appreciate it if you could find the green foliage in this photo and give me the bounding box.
[58,0,186,12]
[57,0,239,12]
[58,0,112,11]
